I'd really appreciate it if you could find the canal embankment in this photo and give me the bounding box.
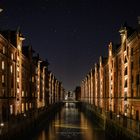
[80,102,140,140]
[0,102,64,140]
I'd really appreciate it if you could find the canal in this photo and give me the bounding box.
[29,102,106,140]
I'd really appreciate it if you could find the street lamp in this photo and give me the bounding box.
[0,122,4,135]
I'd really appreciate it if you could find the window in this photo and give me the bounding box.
[124,80,127,87]
[124,92,127,100]
[139,57,140,68]
[10,65,13,73]
[131,75,134,83]
[17,71,19,77]
[131,62,133,70]
[2,75,4,83]
[2,61,4,70]
[3,47,5,54]
[29,103,32,109]
[22,91,24,97]
[136,110,139,121]
[124,67,127,75]
[11,77,14,88]
[10,105,13,115]
[22,103,24,113]
[11,53,14,60]
[32,76,34,82]
[132,106,134,115]
[32,92,34,97]
[26,103,28,111]
[124,56,127,63]
[136,74,139,85]
[2,89,5,96]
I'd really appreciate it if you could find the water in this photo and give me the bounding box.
[31,102,106,140]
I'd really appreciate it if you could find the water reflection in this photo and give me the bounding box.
[32,102,105,140]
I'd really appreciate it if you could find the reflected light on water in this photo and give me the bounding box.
[54,124,88,130]
[32,102,105,140]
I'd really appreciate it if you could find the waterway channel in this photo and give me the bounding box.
[30,102,106,140]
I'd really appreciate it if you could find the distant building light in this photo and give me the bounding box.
[65,95,68,100]
[124,112,127,116]
[23,113,26,117]
[117,114,120,118]
[0,123,4,127]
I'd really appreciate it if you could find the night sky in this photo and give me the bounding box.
[0,0,139,91]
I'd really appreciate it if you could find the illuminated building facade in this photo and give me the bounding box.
[81,23,140,132]
[48,72,63,105]
[0,30,64,124]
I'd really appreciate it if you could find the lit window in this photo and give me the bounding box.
[17,67,19,72]
[26,103,28,111]
[10,105,13,114]
[10,65,13,73]
[2,75,4,83]
[32,76,34,82]
[22,91,24,97]
[32,92,34,97]
[11,53,14,60]
[132,106,134,115]
[17,77,19,82]
[2,61,4,70]
[17,88,20,93]
[22,103,24,113]
[3,47,5,54]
